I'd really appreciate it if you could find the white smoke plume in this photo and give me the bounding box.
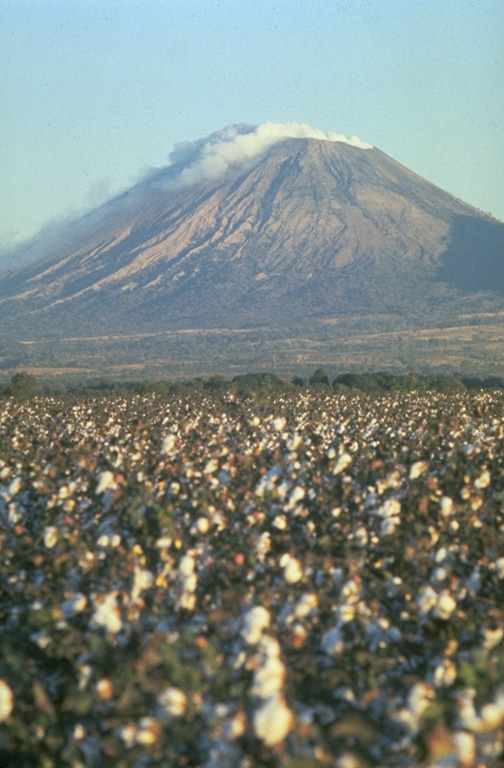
[165,122,372,188]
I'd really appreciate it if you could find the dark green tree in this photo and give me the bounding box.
[309,368,330,387]
[3,371,41,399]
[204,375,231,393]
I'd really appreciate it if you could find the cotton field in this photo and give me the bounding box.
[0,389,503,767]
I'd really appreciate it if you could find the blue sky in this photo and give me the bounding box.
[1,0,503,256]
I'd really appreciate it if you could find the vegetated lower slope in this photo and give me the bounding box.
[1,136,503,375]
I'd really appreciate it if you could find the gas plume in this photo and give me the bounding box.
[167,122,372,188]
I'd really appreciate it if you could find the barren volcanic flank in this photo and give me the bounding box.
[1,126,503,378]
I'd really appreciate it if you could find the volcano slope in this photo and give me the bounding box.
[1,136,503,379]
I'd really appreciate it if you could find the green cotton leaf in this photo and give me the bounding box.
[459,661,478,688]
[421,700,451,729]
[330,712,379,742]
[61,688,94,715]
[282,758,329,768]
[27,608,53,632]
[32,680,55,717]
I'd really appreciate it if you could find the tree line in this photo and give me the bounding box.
[2,368,504,400]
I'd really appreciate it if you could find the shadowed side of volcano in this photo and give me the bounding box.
[438,214,504,294]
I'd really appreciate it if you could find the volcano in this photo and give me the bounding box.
[1,125,503,379]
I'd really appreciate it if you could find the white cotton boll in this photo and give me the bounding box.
[161,434,177,455]
[241,606,270,644]
[342,578,361,603]
[253,695,293,746]
[96,678,114,700]
[453,731,476,766]
[293,593,318,619]
[433,567,449,583]
[433,590,457,620]
[7,477,21,497]
[43,526,58,549]
[58,485,71,500]
[255,532,271,558]
[157,687,186,717]
[118,723,137,747]
[282,555,303,584]
[96,471,115,495]
[182,572,198,593]
[353,525,368,546]
[178,591,196,611]
[457,692,480,731]
[482,626,504,651]
[433,660,457,687]
[271,417,286,432]
[178,555,195,577]
[31,632,51,650]
[61,593,87,619]
[417,586,439,616]
[333,453,352,475]
[480,701,504,729]
[286,485,305,509]
[155,536,173,549]
[203,458,218,475]
[337,604,355,624]
[136,717,160,745]
[277,480,290,498]
[91,593,122,634]
[378,498,401,518]
[195,516,210,534]
[73,724,86,741]
[440,496,454,517]
[435,546,448,563]
[0,680,13,722]
[258,635,282,660]
[3,503,21,525]
[78,664,92,690]
[474,469,491,489]
[495,558,504,579]
[407,683,434,722]
[409,461,429,479]
[252,656,286,698]
[494,688,504,717]
[286,433,302,451]
[380,517,400,536]
[131,566,154,602]
[222,710,246,740]
[273,514,288,530]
